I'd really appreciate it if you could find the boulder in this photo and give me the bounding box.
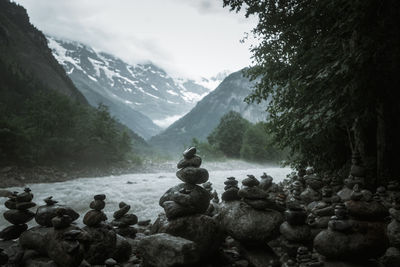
[0,224,28,240]
[138,233,199,267]
[279,222,312,243]
[314,221,388,260]
[177,156,202,169]
[151,213,223,256]
[176,167,209,184]
[345,200,388,220]
[220,201,283,244]
[83,210,107,227]
[19,226,50,255]
[110,234,132,263]
[35,204,79,227]
[4,210,35,224]
[83,225,117,265]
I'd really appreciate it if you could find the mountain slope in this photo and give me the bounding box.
[150,70,268,154]
[47,37,217,138]
[0,1,86,104]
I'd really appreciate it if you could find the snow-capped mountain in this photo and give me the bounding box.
[150,69,268,154]
[47,36,217,138]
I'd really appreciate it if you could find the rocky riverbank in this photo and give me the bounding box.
[1,148,396,266]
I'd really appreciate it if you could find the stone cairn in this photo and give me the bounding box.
[203,181,219,216]
[0,188,35,240]
[83,194,107,227]
[314,183,389,265]
[111,201,138,238]
[140,147,223,266]
[35,196,79,227]
[158,147,210,220]
[222,177,241,201]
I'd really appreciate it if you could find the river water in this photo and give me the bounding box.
[0,161,291,227]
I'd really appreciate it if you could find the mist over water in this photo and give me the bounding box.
[0,160,291,227]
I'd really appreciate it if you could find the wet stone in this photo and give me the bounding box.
[177,155,202,169]
[242,175,260,187]
[0,224,28,240]
[183,147,196,159]
[83,210,107,227]
[4,209,35,225]
[15,201,36,210]
[176,167,209,184]
[90,200,105,211]
[94,194,106,201]
[113,204,130,219]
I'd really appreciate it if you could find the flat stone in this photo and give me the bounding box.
[4,209,34,224]
[94,194,106,201]
[183,147,196,159]
[15,201,36,210]
[242,175,260,187]
[160,183,210,217]
[222,188,240,201]
[151,213,223,257]
[90,200,105,211]
[0,224,28,240]
[113,204,130,219]
[220,201,283,244]
[35,204,79,227]
[139,233,199,267]
[177,155,202,169]
[238,187,268,200]
[112,214,138,227]
[83,210,107,227]
[176,167,209,184]
[4,200,17,210]
[314,221,388,260]
[224,177,238,186]
[345,200,388,220]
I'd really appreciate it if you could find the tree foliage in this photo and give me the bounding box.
[0,60,133,167]
[223,0,400,182]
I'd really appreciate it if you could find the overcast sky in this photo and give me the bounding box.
[14,0,257,79]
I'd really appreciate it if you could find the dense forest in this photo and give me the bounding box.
[223,0,400,187]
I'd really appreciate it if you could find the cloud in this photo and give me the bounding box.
[15,0,257,78]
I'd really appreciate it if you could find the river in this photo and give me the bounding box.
[0,161,291,227]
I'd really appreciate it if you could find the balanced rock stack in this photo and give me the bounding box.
[238,174,275,210]
[35,196,79,227]
[112,202,138,238]
[314,185,388,265]
[148,147,223,265]
[83,194,108,227]
[158,147,210,220]
[222,177,241,201]
[220,175,283,245]
[280,202,312,259]
[0,188,35,240]
[300,172,323,204]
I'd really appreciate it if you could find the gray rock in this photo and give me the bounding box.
[138,233,199,267]
[94,194,106,201]
[113,204,130,219]
[242,175,260,187]
[89,200,105,211]
[345,200,388,220]
[151,213,223,257]
[83,210,107,227]
[112,213,138,227]
[314,221,388,260]
[83,225,117,265]
[0,224,28,240]
[222,188,240,201]
[35,204,79,227]
[176,167,209,184]
[220,201,283,244]
[238,187,268,199]
[177,155,202,169]
[4,209,35,224]
[280,222,312,243]
[183,147,196,159]
[19,226,50,255]
[240,244,279,267]
[110,234,132,263]
[387,220,400,247]
[160,183,210,218]
[16,201,36,210]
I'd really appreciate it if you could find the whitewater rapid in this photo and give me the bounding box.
[0,162,291,227]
